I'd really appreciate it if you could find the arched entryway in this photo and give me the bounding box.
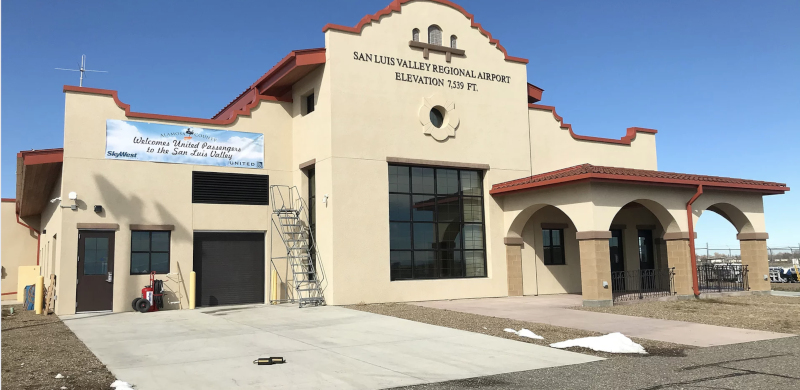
[694,202,760,292]
[520,205,582,296]
[505,203,583,297]
[606,200,678,301]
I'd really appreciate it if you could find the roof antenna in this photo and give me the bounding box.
[56,54,108,87]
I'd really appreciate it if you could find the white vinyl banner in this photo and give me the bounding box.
[105,120,264,169]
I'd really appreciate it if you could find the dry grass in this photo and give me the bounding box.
[1,305,116,390]
[772,283,800,292]
[348,302,691,359]
[578,295,800,334]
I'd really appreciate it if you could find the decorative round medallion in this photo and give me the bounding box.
[418,93,459,141]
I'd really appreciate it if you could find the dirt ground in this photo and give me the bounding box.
[348,302,691,359]
[772,282,800,292]
[578,295,800,334]
[1,305,116,390]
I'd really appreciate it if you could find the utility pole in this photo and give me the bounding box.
[56,55,107,87]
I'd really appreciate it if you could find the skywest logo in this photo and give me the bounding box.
[107,151,137,158]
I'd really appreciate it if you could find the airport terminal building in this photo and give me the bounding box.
[4,0,788,314]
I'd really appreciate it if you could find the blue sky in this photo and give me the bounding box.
[2,1,798,248]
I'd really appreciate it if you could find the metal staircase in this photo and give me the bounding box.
[269,185,325,307]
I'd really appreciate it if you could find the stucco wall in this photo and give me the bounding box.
[1,201,39,300]
[38,174,64,283]
[55,91,293,314]
[322,1,531,304]
[290,65,335,299]
[528,108,657,174]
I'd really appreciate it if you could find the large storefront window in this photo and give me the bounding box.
[388,164,486,280]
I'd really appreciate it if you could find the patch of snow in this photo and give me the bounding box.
[517,329,544,340]
[550,332,647,354]
[111,380,135,390]
[61,387,67,390]
[503,328,544,339]
[55,374,64,379]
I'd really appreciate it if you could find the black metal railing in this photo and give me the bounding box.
[611,268,675,302]
[697,264,749,292]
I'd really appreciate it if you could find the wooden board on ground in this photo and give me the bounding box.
[43,275,56,315]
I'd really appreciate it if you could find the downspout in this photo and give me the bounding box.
[16,210,40,266]
[686,185,703,296]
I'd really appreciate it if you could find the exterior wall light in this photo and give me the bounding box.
[602,281,609,289]
[59,192,78,210]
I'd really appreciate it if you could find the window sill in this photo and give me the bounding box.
[408,41,465,63]
[390,276,488,282]
[130,272,170,276]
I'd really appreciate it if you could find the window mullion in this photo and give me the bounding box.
[433,168,439,278]
[457,169,465,277]
[147,231,153,271]
[409,169,416,279]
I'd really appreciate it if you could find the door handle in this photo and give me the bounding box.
[107,272,113,283]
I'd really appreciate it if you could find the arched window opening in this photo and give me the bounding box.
[450,35,457,49]
[412,28,420,42]
[428,25,442,46]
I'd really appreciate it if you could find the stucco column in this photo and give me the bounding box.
[576,231,612,307]
[504,237,524,296]
[738,233,770,293]
[663,232,694,298]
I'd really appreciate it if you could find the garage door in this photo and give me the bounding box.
[193,232,265,307]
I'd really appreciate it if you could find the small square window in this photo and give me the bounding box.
[304,93,315,115]
[130,231,171,274]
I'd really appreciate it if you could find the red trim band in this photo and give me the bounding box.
[490,164,789,196]
[322,0,528,64]
[490,172,788,196]
[529,104,657,145]
[527,83,544,103]
[64,86,288,126]
[1,292,17,296]
[18,149,64,165]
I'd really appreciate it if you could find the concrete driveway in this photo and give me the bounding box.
[62,304,601,390]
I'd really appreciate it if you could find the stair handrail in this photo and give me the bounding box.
[289,186,328,293]
[268,185,327,304]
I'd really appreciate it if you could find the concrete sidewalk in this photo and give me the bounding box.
[771,290,800,297]
[413,295,795,347]
[62,304,601,390]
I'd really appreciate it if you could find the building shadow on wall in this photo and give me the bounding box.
[93,174,191,311]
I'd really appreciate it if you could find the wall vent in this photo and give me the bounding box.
[192,171,269,205]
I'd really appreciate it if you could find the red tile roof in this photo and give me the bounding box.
[212,48,326,120]
[490,164,789,196]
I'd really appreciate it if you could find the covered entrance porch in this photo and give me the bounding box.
[492,164,788,306]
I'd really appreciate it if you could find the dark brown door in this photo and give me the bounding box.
[76,231,115,312]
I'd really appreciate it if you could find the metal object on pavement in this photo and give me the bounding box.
[253,357,286,365]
